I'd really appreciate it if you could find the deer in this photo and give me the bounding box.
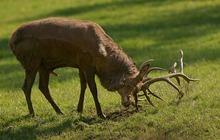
[9,17,198,118]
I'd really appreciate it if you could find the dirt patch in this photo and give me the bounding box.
[106,109,138,121]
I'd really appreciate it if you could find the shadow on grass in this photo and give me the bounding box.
[0,113,115,139]
[0,38,23,90]
[0,108,146,140]
[0,38,11,59]
[101,4,220,66]
[8,0,168,23]
[0,115,73,140]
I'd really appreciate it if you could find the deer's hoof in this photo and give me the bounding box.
[57,112,65,115]
[98,113,106,119]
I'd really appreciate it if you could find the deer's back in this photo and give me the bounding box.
[10,17,106,51]
[9,18,124,71]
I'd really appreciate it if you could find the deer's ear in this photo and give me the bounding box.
[139,64,150,78]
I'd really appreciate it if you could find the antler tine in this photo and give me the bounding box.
[143,67,166,83]
[168,62,181,85]
[139,59,154,70]
[179,50,183,73]
[138,89,163,106]
[142,90,155,106]
[172,73,199,82]
[142,76,180,94]
[147,88,164,101]
[169,62,177,73]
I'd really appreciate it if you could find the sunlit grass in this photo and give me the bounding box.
[1,0,220,139]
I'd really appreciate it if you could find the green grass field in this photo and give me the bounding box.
[1,0,220,139]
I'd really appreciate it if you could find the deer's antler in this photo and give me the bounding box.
[137,50,199,108]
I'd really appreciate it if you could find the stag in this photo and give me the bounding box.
[9,17,197,118]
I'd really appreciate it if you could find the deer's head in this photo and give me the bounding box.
[117,60,152,108]
[117,50,199,110]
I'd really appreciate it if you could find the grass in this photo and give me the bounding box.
[1,0,220,139]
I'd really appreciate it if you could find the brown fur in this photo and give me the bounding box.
[9,17,145,118]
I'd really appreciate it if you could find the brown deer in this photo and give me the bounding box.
[9,17,198,118]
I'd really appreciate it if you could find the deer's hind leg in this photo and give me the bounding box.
[38,67,64,115]
[16,39,41,117]
[22,69,38,117]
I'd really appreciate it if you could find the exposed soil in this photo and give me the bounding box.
[106,109,138,121]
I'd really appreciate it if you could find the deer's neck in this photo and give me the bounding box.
[96,46,139,91]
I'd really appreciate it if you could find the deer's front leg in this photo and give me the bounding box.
[84,68,106,119]
[77,69,87,113]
